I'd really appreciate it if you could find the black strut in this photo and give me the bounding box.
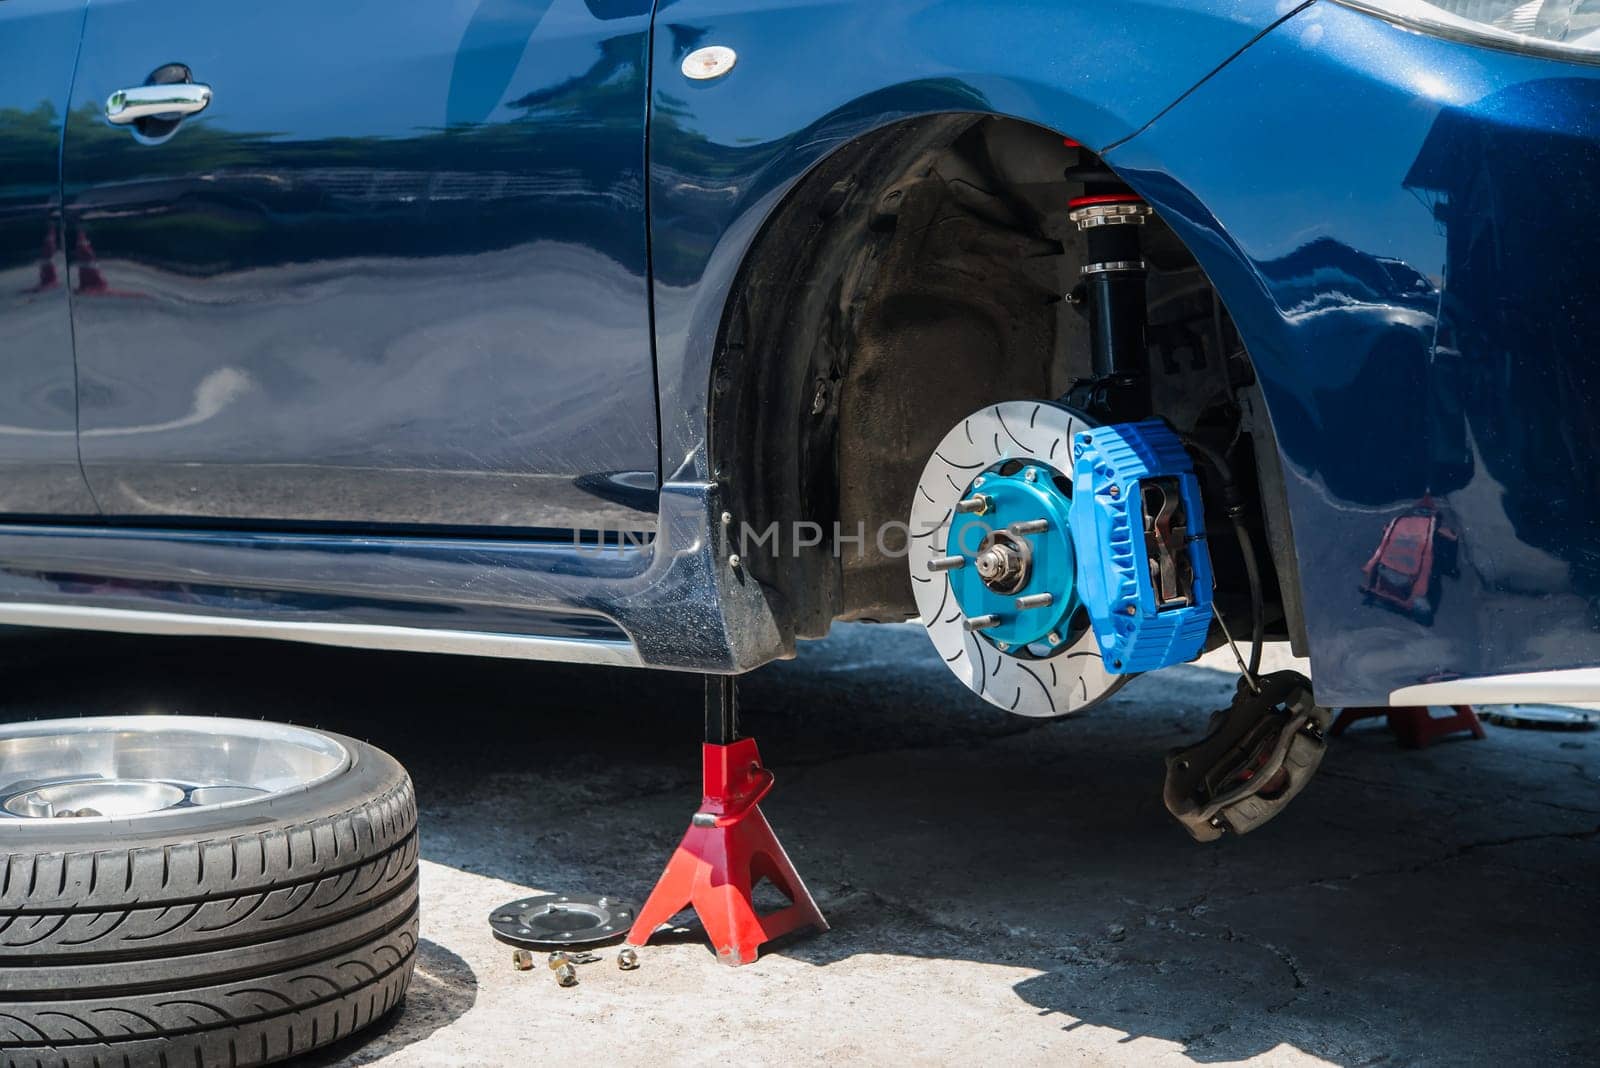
[704,674,739,745]
[1062,141,1154,424]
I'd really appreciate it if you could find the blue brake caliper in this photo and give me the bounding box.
[1068,419,1213,673]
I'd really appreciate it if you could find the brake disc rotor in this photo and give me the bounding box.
[908,400,1123,718]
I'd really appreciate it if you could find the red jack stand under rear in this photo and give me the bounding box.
[1330,705,1486,749]
[626,678,827,965]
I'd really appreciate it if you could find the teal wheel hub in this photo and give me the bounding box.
[948,464,1079,650]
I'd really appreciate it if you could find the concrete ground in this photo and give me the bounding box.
[4,624,1597,1066]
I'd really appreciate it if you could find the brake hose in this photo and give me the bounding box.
[1180,434,1263,678]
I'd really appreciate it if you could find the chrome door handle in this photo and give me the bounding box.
[105,83,212,125]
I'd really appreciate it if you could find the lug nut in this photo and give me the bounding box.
[927,555,966,572]
[1016,593,1054,610]
[963,614,1001,631]
[618,947,640,971]
[555,962,579,988]
[512,949,535,971]
[955,495,991,515]
[547,951,571,971]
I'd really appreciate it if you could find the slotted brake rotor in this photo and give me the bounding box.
[909,400,1123,718]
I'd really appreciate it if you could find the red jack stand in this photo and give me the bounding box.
[626,677,827,965]
[1330,705,1486,749]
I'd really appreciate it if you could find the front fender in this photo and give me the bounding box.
[1106,1,1600,702]
[648,0,1303,479]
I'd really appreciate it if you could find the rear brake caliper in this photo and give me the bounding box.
[1162,670,1331,842]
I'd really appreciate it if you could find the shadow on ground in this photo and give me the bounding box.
[298,940,478,1067]
[2,624,1596,1065]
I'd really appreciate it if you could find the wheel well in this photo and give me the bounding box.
[709,113,1304,651]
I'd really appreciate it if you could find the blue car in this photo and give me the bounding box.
[2,1,1599,1061]
[2,4,1597,740]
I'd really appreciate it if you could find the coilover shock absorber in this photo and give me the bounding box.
[1053,141,1215,675]
[1061,139,1154,424]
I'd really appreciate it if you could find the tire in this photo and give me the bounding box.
[0,717,419,1068]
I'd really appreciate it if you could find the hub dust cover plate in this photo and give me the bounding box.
[488,892,636,949]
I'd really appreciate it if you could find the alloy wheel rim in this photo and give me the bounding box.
[0,715,350,821]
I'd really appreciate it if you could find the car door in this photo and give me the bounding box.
[0,0,99,516]
[61,0,660,532]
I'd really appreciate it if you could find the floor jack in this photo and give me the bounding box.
[625,676,828,965]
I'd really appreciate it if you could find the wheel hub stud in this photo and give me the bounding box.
[955,495,991,515]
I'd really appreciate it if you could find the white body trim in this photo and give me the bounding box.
[0,603,643,667]
[1390,668,1600,707]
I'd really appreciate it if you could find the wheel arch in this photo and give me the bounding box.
[695,108,1307,651]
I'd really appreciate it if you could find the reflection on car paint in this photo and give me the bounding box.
[62,0,661,530]
[0,0,100,515]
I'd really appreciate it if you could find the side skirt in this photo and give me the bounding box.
[0,482,788,672]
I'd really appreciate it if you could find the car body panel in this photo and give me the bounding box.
[61,0,660,532]
[0,0,1594,705]
[1106,0,1600,703]
[0,0,99,516]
